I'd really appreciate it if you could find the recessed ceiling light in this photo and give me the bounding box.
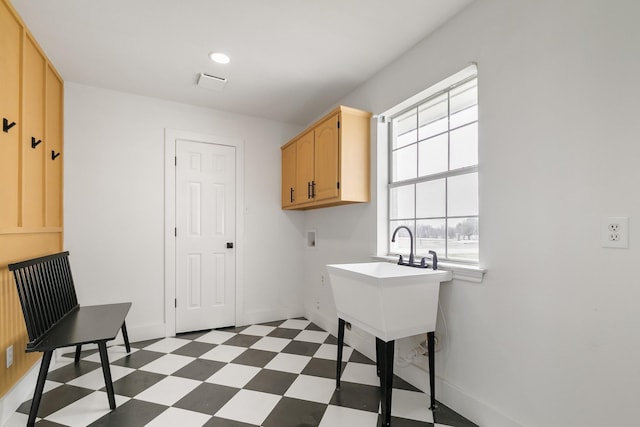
[209,52,230,64]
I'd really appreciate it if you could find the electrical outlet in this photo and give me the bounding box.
[602,217,629,248]
[6,345,13,368]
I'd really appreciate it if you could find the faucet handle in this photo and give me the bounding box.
[428,250,438,270]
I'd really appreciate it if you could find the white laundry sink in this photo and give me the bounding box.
[326,262,452,341]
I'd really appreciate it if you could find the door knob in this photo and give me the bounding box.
[226,242,234,249]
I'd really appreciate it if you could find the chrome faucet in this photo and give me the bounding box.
[391,225,414,266]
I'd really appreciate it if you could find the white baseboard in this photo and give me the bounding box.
[241,307,305,328]
[0,352,74,427]
[394,362,523,427]
[306,310,523,427]
[128,323,166,342]
[0,362,37,427]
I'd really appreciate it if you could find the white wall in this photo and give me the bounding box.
[304,0,640,426]
[64,83,305,340]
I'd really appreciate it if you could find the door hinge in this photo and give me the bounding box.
[174,227,177,237]
[337,181,340,189]
[337,120,340,129]
[175,298,177,308]
[175,156,177,166]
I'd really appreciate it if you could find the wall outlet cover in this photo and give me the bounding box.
[602,217,629,248]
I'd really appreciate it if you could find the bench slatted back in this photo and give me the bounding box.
[8,251,79,348]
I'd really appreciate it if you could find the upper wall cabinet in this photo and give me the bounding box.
[0,0,64,230]
[281,106,372,210]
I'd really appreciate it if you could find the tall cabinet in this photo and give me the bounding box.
[0,0,64,398]
[281,106,372,210]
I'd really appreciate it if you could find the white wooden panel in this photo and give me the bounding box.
[190,152,202,171]
[189,182,201,236]
[214,184,225,235]
[213,154,224,175]
[188,254,202,308]
[213,253,225,305]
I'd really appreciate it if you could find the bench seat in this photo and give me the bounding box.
[26,303,131,352]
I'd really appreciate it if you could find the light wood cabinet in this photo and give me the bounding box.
[45,65,63,227]
[281,105,371,210]
[313,113,340,202]
[281,141,297,208]
[295,130,315,203]
[22,34,46,227]
[0,0,64,399]
[0,0,21,227]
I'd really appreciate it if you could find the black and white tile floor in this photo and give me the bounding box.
[5,318,477,427]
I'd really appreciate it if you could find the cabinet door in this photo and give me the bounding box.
[281,142,296,208]
[295,130,315,203]
[22,34,45,228]
[314,113,340,201]
[45,65,63,227]
[0,1,22,227]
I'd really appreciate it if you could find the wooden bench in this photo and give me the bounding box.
[9,251,132,427]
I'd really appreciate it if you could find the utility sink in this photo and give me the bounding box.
[326,262,452,341]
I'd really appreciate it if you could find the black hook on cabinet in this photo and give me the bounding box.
[31,137,42,148]
[3,118,16,133]
[51,150,61,160]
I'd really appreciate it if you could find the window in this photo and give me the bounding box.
[388,74,478,263]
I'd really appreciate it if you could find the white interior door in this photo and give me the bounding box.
[175,139,236,333]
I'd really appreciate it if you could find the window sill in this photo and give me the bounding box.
[371,255,486,283]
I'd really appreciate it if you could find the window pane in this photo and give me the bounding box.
[450,123,478,170]
[416,179,445,218]
[390,184,414,220]
[450,105,477,129]
[418,133,448,177]
[447,217,479,262]
[393,109,417,149]
[390,220,414,255]
[392,144,417,182]
[415,219,446,259]
[450,79,477,128]
[418,94,448,140]
[448,173,478,217]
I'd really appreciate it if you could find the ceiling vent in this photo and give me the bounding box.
[197,73,228,91]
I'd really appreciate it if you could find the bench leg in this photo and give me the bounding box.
[74,345,82,363]
[98,341,116,409]
[27,350,53,427]
[121,321,131,353]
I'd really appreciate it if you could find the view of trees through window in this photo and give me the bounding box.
[389,76,479,263]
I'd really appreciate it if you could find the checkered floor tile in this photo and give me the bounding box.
[6,318,477,427]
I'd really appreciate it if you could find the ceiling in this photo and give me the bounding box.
[11,0,473,125]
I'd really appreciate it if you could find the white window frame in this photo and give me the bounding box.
[376,65,484,280]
